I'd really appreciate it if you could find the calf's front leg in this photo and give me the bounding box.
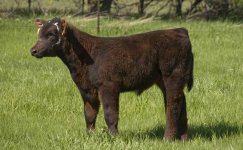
[81,92,100,132]
[84,99,100,132]
[98,82,119,135]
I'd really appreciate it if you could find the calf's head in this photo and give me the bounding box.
[30,18,67,58]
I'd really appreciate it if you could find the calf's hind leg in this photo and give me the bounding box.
[177,92,187,140]
[163,72,188,140]
[156,79,167,112]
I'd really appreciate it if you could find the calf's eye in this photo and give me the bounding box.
[48,33,56,37]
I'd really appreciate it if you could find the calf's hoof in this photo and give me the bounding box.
[163,132,176,141]
[86,128,95,135]
[180,133,188,141]
[164,132,188,141]
[109,128,118,136]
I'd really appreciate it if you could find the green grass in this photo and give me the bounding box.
[0,17,243,149]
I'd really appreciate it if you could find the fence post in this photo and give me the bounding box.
[97,0,100,35]
[28,0,31,12]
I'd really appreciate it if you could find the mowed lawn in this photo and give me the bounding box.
[0,17,243,149]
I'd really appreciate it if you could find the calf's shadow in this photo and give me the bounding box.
[122,121,243,141]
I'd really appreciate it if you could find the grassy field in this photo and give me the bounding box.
[0,17,243,149]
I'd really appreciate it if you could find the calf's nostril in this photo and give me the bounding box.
[31,49,38,56]
[31,49,37,54]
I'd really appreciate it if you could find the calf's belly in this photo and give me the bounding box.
[120,71,160,92]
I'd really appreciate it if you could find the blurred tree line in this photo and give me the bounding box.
[2,0,243,19]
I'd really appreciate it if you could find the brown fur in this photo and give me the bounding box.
[30,18,194,140]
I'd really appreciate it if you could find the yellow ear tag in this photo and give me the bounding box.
[37,28,40,35]
[61,20,67,36]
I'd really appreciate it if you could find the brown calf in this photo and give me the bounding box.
[30,18,193,140]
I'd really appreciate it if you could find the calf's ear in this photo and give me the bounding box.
[35,18,46,28]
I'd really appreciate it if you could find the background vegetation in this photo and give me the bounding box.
[2,0,243,20]
[1,0,243,149]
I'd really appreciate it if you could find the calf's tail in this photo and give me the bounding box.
[187,53,194,91]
